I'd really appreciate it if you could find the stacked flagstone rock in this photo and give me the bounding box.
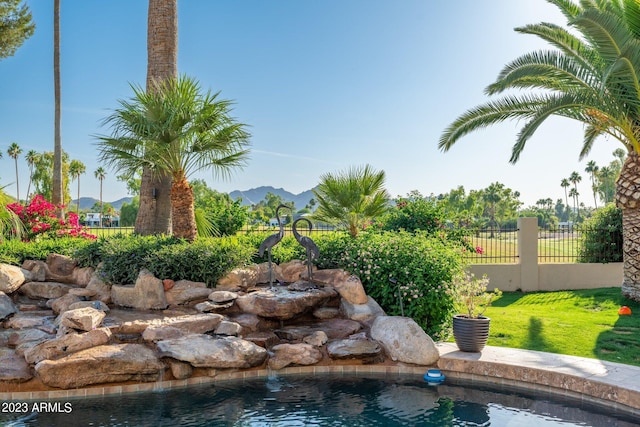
[0,254,439,390]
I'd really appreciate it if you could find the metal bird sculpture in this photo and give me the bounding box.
[292,217,319,280]
[259,204,291,286]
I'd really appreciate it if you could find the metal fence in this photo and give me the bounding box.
[461,226,519,264]
[461,224,622,264]
[85,222,621,265]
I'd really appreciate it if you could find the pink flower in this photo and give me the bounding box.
[475,246,484,254]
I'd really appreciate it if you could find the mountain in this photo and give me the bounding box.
[229,186,316,209]
[71,197,134,211]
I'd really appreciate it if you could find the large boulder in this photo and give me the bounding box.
[19,282,74,299]
[35,343,164,389]
[24,327,112,364]
[268,343,323,370]
[327,338,383,360]
[157,334,267,368]
[275,318,362,341]
[0,291,17,320]
[308,269,368,304]
[340,296,385,322]
[86,270,112,303]
[140,313,223,341]
[60,307,106,332]
[216,263,283,290]
[370,316,439,366]
[235,286,337,320]
[0,348,33,383]
[117,312,222,334]
[165,280,212,305]
[279,260,309,283]
[111,269,168,310]
[51,293,82,315]
[0,264,31,294]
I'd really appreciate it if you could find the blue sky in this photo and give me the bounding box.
[0,0,621,207]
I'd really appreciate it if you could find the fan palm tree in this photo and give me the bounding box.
[312,164,390,238]
[560,178,570,216]
[24,149,38,202]
[94,167,106,227]
[136,0,178,236]
[585,160,599,208]
[7,142,22,202]
[439,0,640,300]
[96,75,251,241]
[69,160,86,215]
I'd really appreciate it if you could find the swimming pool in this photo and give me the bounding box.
[2,373,638,426]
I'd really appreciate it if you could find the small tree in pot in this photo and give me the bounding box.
[451,272,501,352]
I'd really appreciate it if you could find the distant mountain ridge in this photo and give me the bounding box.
[72,197,133,211]
[229,186,316,209]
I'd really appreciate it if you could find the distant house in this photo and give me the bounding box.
[83,213,120,227]
[85,213,101,227]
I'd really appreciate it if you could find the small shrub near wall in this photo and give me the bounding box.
[316,230,466,340]
[577,203,622,263]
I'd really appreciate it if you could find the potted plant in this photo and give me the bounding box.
[451,271,501,352]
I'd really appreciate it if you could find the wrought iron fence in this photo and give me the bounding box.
[460,223,622,264]
[459,226,519,264]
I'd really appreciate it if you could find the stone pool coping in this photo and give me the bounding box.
[2,343,640,417]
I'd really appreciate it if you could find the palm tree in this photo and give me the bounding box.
[24,149,38,202]
[94,167,106,227]
[136,0,178,236]
[97,75,251,241]
[311,164,390,238]
[439,0,640,300]
[560,178,570,217]
[568,187,579,221]
[69,160,86,215]
[7,142,22,202]
[585,160,599,208]
[52,0,63,217]
[482,182,502,238]
[569,172,582,220]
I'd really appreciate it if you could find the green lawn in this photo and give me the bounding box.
[476,287,640,366]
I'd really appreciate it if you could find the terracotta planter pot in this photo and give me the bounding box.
[452,314,490,352]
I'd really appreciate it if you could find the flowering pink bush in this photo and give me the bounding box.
[7,195,96,241]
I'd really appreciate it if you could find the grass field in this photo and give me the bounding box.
[475,287,640,366]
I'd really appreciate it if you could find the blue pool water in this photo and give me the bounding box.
[2,374,639,426]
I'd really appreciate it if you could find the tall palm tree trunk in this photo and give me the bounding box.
[52,0,63,216]
[616,152,640,301]
[13,158,19,202]
[171,175,196,241]
[135,0,177,235]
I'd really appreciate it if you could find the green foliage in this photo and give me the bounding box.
[73,234,255,286]
[315,230,466,340]
[451,271,501,318]
[312,164,390,237]
[577,203,622,263]
[0,237,94,265]
[75,234,183,285]
[145,237,255,286]
[192,180,248,236]
[381,192,443,233]
[119,197,139,226]
[0,0,35,60]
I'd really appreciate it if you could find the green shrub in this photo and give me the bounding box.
[577,203,622,263]
[0,237,94,265]
[145,237,255,286]
[316,230,465,339]
[78,235,183,285]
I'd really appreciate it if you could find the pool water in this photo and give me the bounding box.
[2,374,639,426]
